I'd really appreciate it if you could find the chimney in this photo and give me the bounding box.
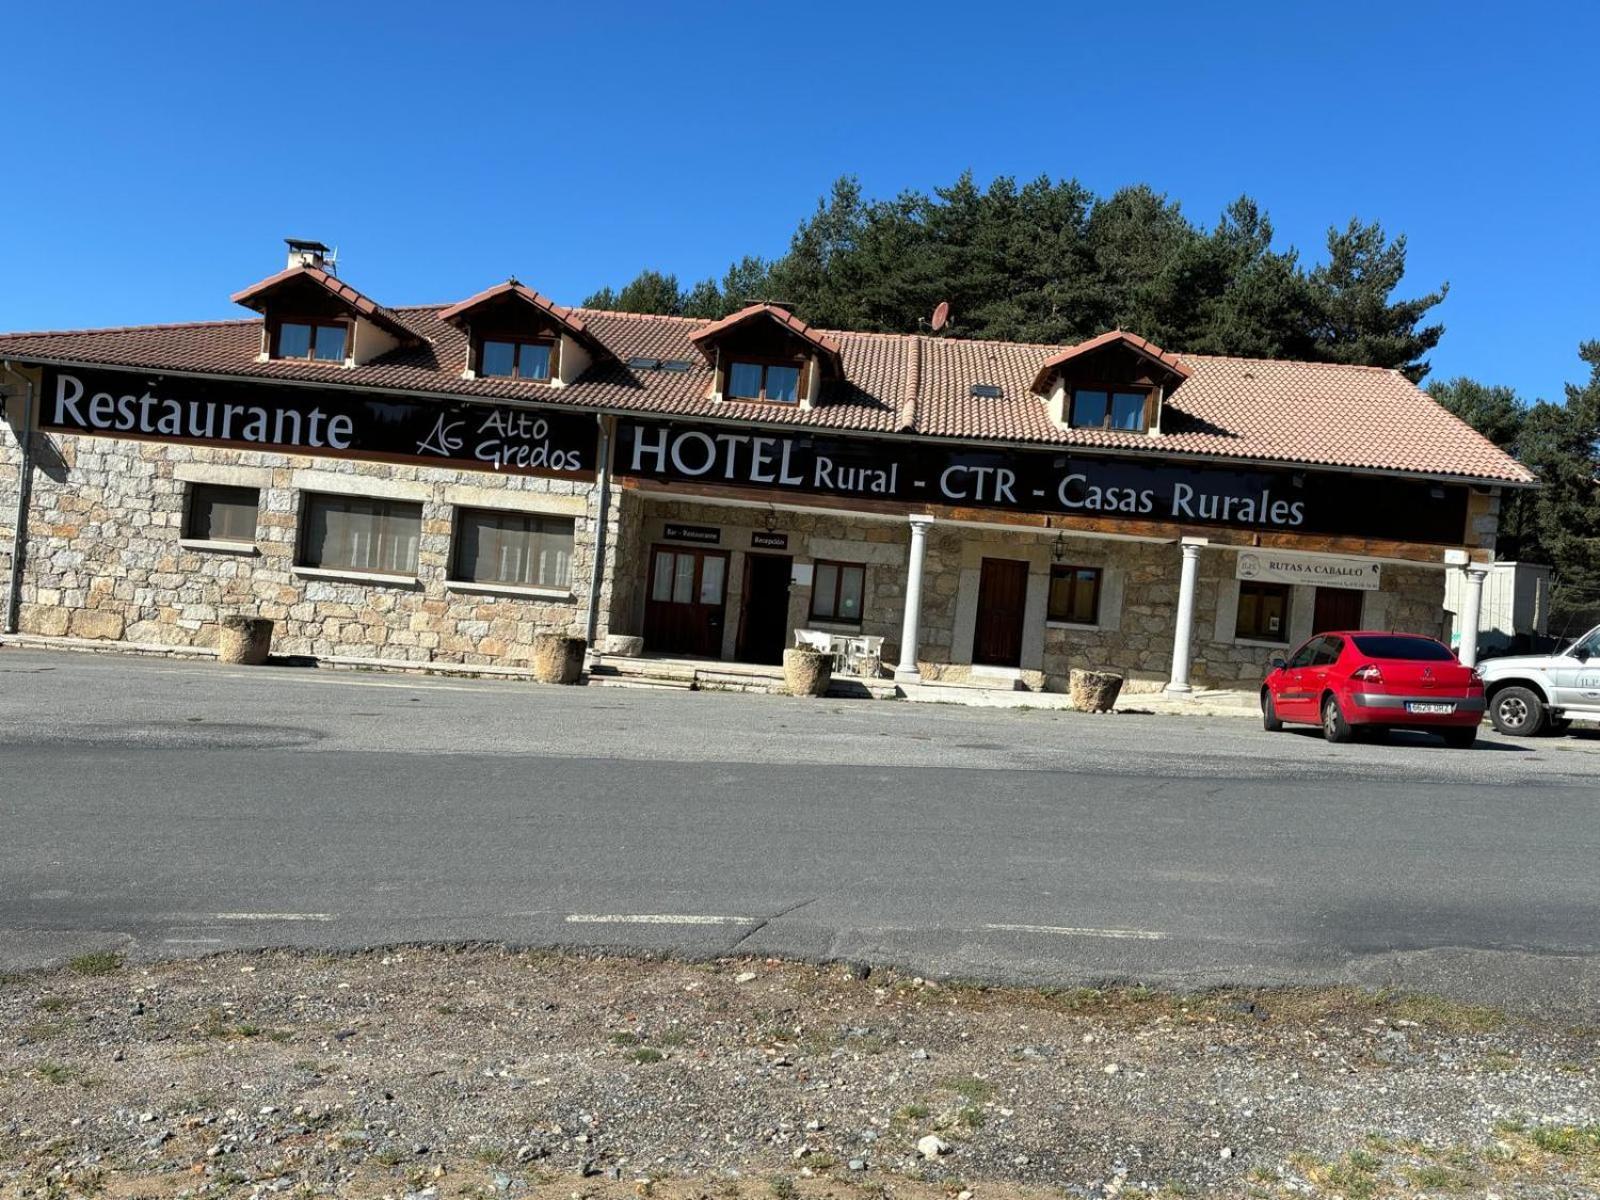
[284,238,334,273]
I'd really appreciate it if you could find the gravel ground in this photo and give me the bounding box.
[2,948,1597,1200]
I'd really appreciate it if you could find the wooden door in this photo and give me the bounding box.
[736,554,793,665]
[1312,587,1364,634]
[643,545,729,657]
[973,557,1029,667]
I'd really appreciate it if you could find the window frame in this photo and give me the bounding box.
[476,335,557,382]
[723,357,806,405]
[450,506,575,590]
[296,492,424,578]
[270,318,351,363]
[808,559,866,626]
[1235,581,1293,643]
[1046,563,1104,626]
[183,482,260,545]
[1065,382,1155,433]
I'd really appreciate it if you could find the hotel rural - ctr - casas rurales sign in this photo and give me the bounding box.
[40,366,595,478]
[616,419,1469,544]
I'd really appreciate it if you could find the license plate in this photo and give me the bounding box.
[1406,702,1454,714]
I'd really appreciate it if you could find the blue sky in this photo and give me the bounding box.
[3,1,1595,403]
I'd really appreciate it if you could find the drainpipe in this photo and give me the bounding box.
[3,362,36,635]
[582,413,614,653]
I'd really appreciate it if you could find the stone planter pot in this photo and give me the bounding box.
[783,647,832,697]
[218,616,273,666]
[1068,667,1124,713]
[532,634,587,685]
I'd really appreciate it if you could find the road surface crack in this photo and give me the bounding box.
[727,898,818,953]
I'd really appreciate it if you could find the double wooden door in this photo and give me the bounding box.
[643,545,728,658]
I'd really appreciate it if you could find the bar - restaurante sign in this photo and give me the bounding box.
[616,419,1470,544]
[40,367,596,478]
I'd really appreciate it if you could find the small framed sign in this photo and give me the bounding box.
[751,531,789,550]
[663,523,720,545]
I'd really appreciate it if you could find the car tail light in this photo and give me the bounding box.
[1352,664,1383,683]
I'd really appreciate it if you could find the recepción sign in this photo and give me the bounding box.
[1235,551,1382,591]
[615,419,1470,545]
[40,367,596,479]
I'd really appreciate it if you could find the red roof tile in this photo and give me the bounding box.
[0,303,1534,485]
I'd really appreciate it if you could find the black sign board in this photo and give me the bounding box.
[616,419,1470,545]
[663,523,720,544]
[38,366,596,479]
[751,531,789,550]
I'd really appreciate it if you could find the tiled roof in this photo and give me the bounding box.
[0,301,1534,485]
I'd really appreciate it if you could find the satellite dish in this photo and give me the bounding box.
[930,301,950,332]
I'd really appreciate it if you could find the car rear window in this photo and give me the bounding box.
[1350,634,1456,661]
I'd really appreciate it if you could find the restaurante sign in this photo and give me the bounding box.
[615,419,1469,544]
[41,367,595,478]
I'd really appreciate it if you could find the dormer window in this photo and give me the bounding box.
[437,281,612,387]
[480,337,554,382]
[688,304,843,411]
[727,360,801,404]
[1070,387,1152,433]
[273,320,349,363]
[1031,331,1190,436]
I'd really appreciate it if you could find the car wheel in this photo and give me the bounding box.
[1321,694,1354,744]
[1442,725,1478,749]
[1489,686,1546,737]
[1261,689,1284,732]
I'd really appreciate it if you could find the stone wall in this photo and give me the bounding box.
[3,427,620,665]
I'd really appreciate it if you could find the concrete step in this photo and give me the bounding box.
[586,673,696,691]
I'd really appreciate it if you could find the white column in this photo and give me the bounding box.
[1166,537,1207,694]
[895,515,935,682]
[1457,563,1489,667]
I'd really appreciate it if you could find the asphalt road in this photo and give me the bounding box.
[2,648,1597,1015]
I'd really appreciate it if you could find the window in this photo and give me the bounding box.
[1286,638,1321,669]
[810,560,865,624]
[1236,581,1291,642]
[299,494,422,576]
[726,360,801,404]
[479,338,553,381]
[649,549,725,605]
[274,321,348,362]
[1047,564,1103,624]
[453,508,574,589]
[1070,387,1149,432]
[184,483,259,544]
[1350,634,1456,661]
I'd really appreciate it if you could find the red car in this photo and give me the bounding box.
[1261,631,1485,747]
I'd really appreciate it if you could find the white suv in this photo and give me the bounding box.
[1479,624,1600,735]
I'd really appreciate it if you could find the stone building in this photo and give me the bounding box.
[0,241,1534,694]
